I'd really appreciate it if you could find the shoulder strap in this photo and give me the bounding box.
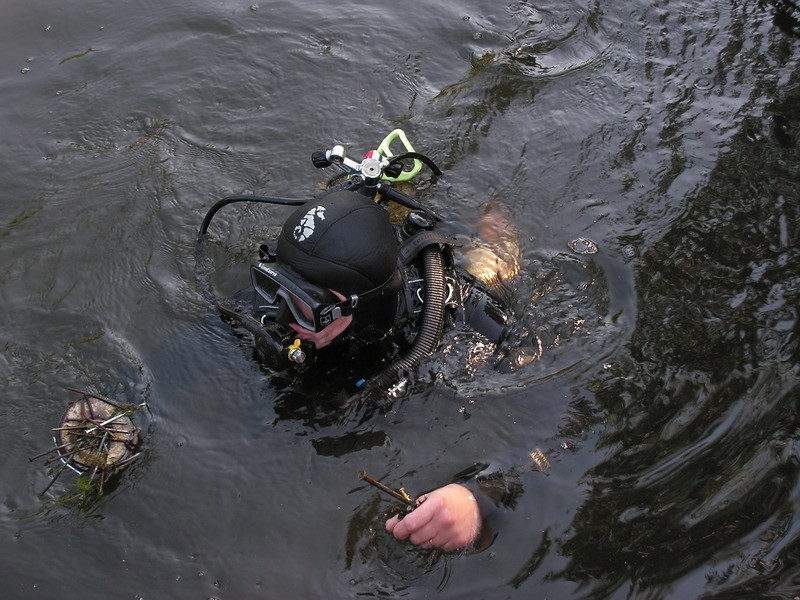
[397,230,455,265]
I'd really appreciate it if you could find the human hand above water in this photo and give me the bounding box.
[385,483,481,552]
[288,291,352,349]
[289,314,351,349]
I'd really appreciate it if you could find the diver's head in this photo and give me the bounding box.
[277,190,399,295]
[258,190,401,343]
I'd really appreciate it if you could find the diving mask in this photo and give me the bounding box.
[251,264,358,332]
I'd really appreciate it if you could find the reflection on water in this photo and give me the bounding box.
[558,68,800,595]
[1,0,799,598]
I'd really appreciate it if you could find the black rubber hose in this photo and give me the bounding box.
[195,194,307,320]
[385,152,442,177]
[198,194,308,239]
[362,246,447,407]
[378,184,445,222]
[195,194,309,308]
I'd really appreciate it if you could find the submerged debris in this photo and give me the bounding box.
[529,448,551,472]
[568,237,599,255]
[31,388,144,496]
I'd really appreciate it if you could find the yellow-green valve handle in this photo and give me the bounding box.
[377,129,423,183]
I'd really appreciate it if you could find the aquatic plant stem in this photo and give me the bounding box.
[358,470,416,507]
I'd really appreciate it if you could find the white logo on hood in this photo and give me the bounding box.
[293,205,326,242]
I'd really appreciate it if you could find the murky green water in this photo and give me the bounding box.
[1,1,798,598]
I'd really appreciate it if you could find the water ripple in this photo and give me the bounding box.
[457,0,613,79]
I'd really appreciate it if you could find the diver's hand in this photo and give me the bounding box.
[385,484,481,552]
[289,315,351,349]
[288,291,352,349]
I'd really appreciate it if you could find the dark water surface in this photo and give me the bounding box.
[2,1,799,598]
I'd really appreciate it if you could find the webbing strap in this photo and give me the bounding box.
[397,230,454,265]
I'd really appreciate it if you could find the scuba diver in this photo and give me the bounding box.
[197,131,522,552]
[251,188,516,381]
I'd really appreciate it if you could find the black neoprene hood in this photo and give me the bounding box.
[276,190,400,296]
